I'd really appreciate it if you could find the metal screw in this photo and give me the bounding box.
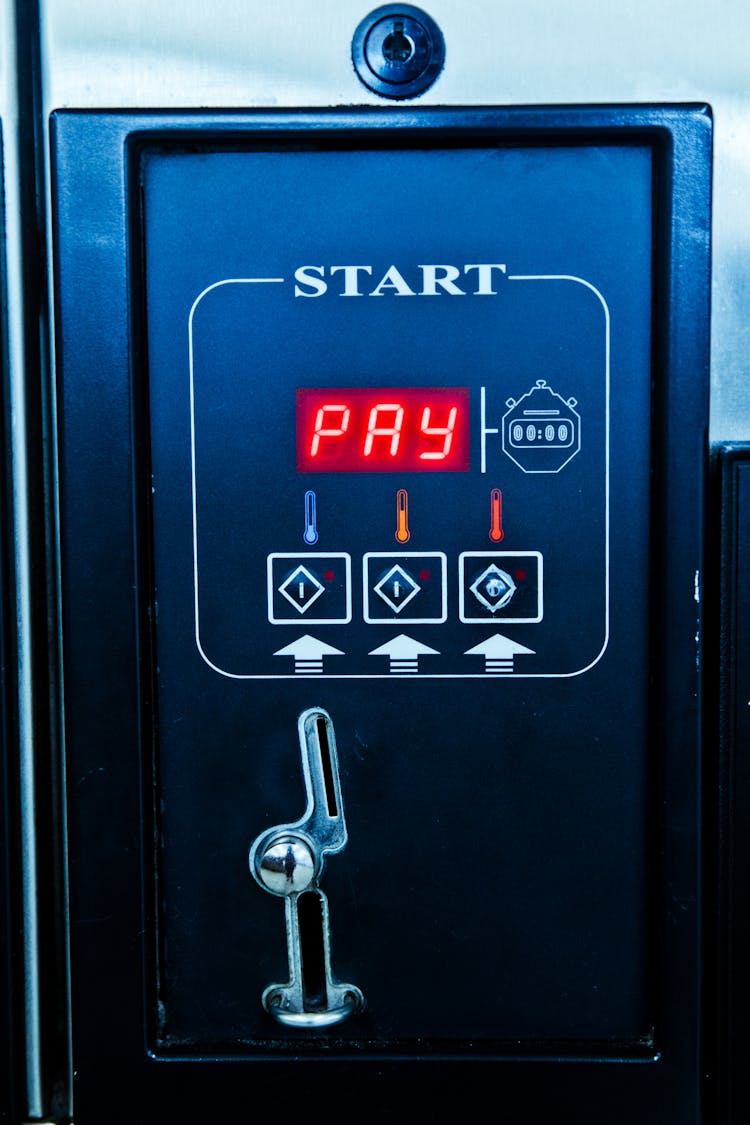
[257,836,316,895]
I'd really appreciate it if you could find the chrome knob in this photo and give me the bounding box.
[257,836,316,896]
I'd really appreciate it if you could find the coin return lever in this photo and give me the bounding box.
[248,708,364,1027]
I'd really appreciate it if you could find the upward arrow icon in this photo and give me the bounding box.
[368,634,439,675]
[464,633,535,675]
[274,635,344,674]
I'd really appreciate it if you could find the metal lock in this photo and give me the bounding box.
[352,4,445,99]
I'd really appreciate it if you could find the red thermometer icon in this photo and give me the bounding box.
[489,488,504,542]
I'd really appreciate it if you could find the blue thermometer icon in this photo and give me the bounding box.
[303,490,319,545]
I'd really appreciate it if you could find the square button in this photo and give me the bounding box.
[267,553,351,624]
[459,552,543,623]
[363,553,447,624]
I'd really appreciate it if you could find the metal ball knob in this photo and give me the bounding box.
[257,837,316,896]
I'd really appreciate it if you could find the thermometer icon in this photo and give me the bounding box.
[489,488,504,542]
[395,489,411,543]
[303,490,319,545]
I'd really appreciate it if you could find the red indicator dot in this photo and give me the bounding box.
[419,569,431,581]
[515,569,527,582]
[324,570,335,582]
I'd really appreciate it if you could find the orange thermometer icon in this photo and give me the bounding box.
[395,488,411,543]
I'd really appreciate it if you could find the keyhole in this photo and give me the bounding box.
[382,20,415,63]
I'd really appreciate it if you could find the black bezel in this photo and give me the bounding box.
[713,443,750,1124]
[51,106,710,1123]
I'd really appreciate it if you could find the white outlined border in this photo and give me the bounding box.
[267,553,352,625]
[459,551,543,623]
[188,275,609,678]
[363,552,448,624]
[189,279,284,676]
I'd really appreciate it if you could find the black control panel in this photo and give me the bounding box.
[142,138,649,1044]
[51,108,710,1122]
[147,147,619,683]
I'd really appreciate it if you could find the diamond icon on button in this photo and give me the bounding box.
[470,564,516,613]
[278,565,325,614]
[374,564,420,613]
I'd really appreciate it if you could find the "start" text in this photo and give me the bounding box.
[293,263,507,298]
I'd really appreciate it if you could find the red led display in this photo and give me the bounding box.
[297,387,470,472]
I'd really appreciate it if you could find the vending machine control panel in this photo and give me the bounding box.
[170,147,613,684]
[52,107,709,1119]
[143,134,655,1040]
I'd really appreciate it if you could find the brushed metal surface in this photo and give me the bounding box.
[38,0,750,442]
[0,0,12,125]
[0,0,45,1116]
[36,0,750,109]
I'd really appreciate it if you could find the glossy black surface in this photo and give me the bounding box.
[144,141,648,1044]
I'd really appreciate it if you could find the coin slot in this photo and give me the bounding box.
[298,891,328,1012]
[316,715,339,818]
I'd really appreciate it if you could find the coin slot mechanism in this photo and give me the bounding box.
[249,707,364,1025]
[299,891,328,1011]
[316,715,339,819]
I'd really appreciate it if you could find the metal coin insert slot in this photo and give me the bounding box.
[298,891,331,1012]
[249,708,363,1027]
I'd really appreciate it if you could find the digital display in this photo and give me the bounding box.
[297,387,470,472]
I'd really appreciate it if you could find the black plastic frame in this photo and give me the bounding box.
[51,107,710,1124]
[712,444,750,1124]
